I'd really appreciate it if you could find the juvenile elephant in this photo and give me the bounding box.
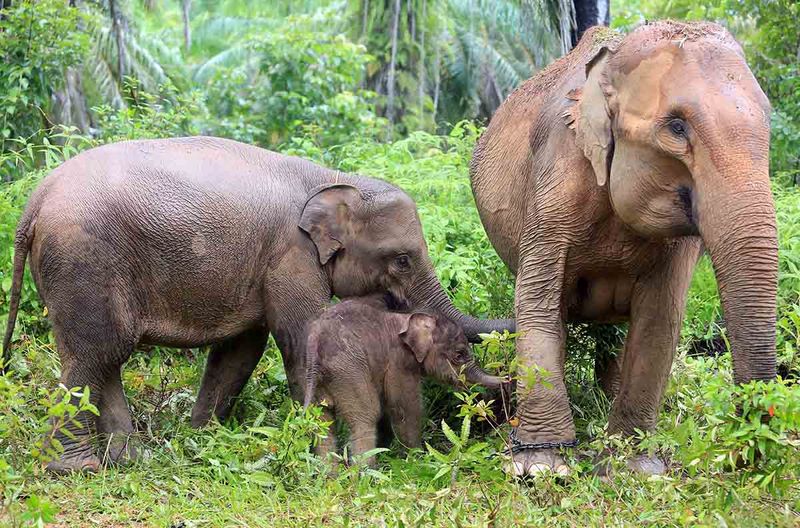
[303,295,505,465]
[2,137,513,473]
[471,21,777,475]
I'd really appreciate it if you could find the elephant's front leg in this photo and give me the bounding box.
[265,249,332,401]
[510,249,574,476]
[605,240,699,475]
[191,328,269,427]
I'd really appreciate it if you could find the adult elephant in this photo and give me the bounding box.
[470,21,777,476]
[2,136,513,473]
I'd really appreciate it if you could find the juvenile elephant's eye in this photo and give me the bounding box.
[454,349,469,363]
[394,254,411,271]
[668,118,687,137]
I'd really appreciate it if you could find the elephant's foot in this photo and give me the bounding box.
[99,433,139,465]
[506,449,570,477]
[626,453,666,475]
[45,450,102,474]
[594,451,667,478]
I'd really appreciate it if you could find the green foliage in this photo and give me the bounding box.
[204,21,386,148]
[0,0,87,151]
[424,397,501,486]
[93,80,206,142]
[664,356,800,493]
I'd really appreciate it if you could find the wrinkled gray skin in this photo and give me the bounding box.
[303,295,506,466]
[471,21,777,476]
[1,137,513,474]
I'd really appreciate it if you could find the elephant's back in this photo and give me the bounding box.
[40,137,321,206]
[33,137,327,237]
[470,27,621,275]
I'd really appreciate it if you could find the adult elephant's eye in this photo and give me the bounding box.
[668,118,687,137]
[394,254,411,271]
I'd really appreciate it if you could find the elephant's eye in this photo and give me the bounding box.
[394,254,411,271]
[668,118,687,137]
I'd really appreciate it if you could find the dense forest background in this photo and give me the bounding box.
[0,0,798,526]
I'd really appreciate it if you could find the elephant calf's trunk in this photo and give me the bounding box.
[464,362,505,389]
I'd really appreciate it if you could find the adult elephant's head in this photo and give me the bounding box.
[573,21,777,383]
[299,182,514,341]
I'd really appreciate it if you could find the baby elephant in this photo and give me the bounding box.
[303,296,506,466]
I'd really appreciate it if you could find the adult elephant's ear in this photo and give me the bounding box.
[299,183,363,265]
[573,46,617,187]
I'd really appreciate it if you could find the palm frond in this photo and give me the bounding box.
[192,44,257,83]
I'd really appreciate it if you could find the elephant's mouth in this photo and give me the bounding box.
[381,289,410,311]
[669,185,700,236]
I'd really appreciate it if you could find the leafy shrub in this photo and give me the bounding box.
[205,20,386,148]
[93,80,206,142]
[663,355,800,493]
[0,0,88,154]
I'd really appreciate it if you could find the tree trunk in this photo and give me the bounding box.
[361,0,369,39]
[418,0,426,121]
[109,0,126,79]
[386,0,402,124]
[571,0,610,47]
[51,67,92,135]
[0,0,10,23]
[181,0,192,52]
[432,36,440,124]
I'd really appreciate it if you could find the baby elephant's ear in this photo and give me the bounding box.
[400,313,437,363]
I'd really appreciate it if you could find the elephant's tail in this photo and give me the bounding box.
[2,205,36,373]
[303,325,322,410]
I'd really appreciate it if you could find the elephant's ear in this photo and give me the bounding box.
[299,183,363,265]
[573,46,616,187]
[400,313,437,364]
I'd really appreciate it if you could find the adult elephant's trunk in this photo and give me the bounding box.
[695,167,778,384]
[406,261,515,342]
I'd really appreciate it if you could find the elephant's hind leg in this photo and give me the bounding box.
[45,313,135,474]
[191,327,268,427]
[96,369,137,465]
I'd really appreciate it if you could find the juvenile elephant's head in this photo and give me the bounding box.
[399,311,505,388]
[299,182,514,341]
[573,21,777,383]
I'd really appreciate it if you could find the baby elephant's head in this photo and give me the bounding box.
[399,312,505,389]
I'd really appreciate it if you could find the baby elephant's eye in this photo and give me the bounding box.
[394,254,411,271]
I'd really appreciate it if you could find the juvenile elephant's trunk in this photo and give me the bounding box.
[696,169,778,384]
[408,264,515,342]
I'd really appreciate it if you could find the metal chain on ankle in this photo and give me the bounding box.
[505,427,578,455]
